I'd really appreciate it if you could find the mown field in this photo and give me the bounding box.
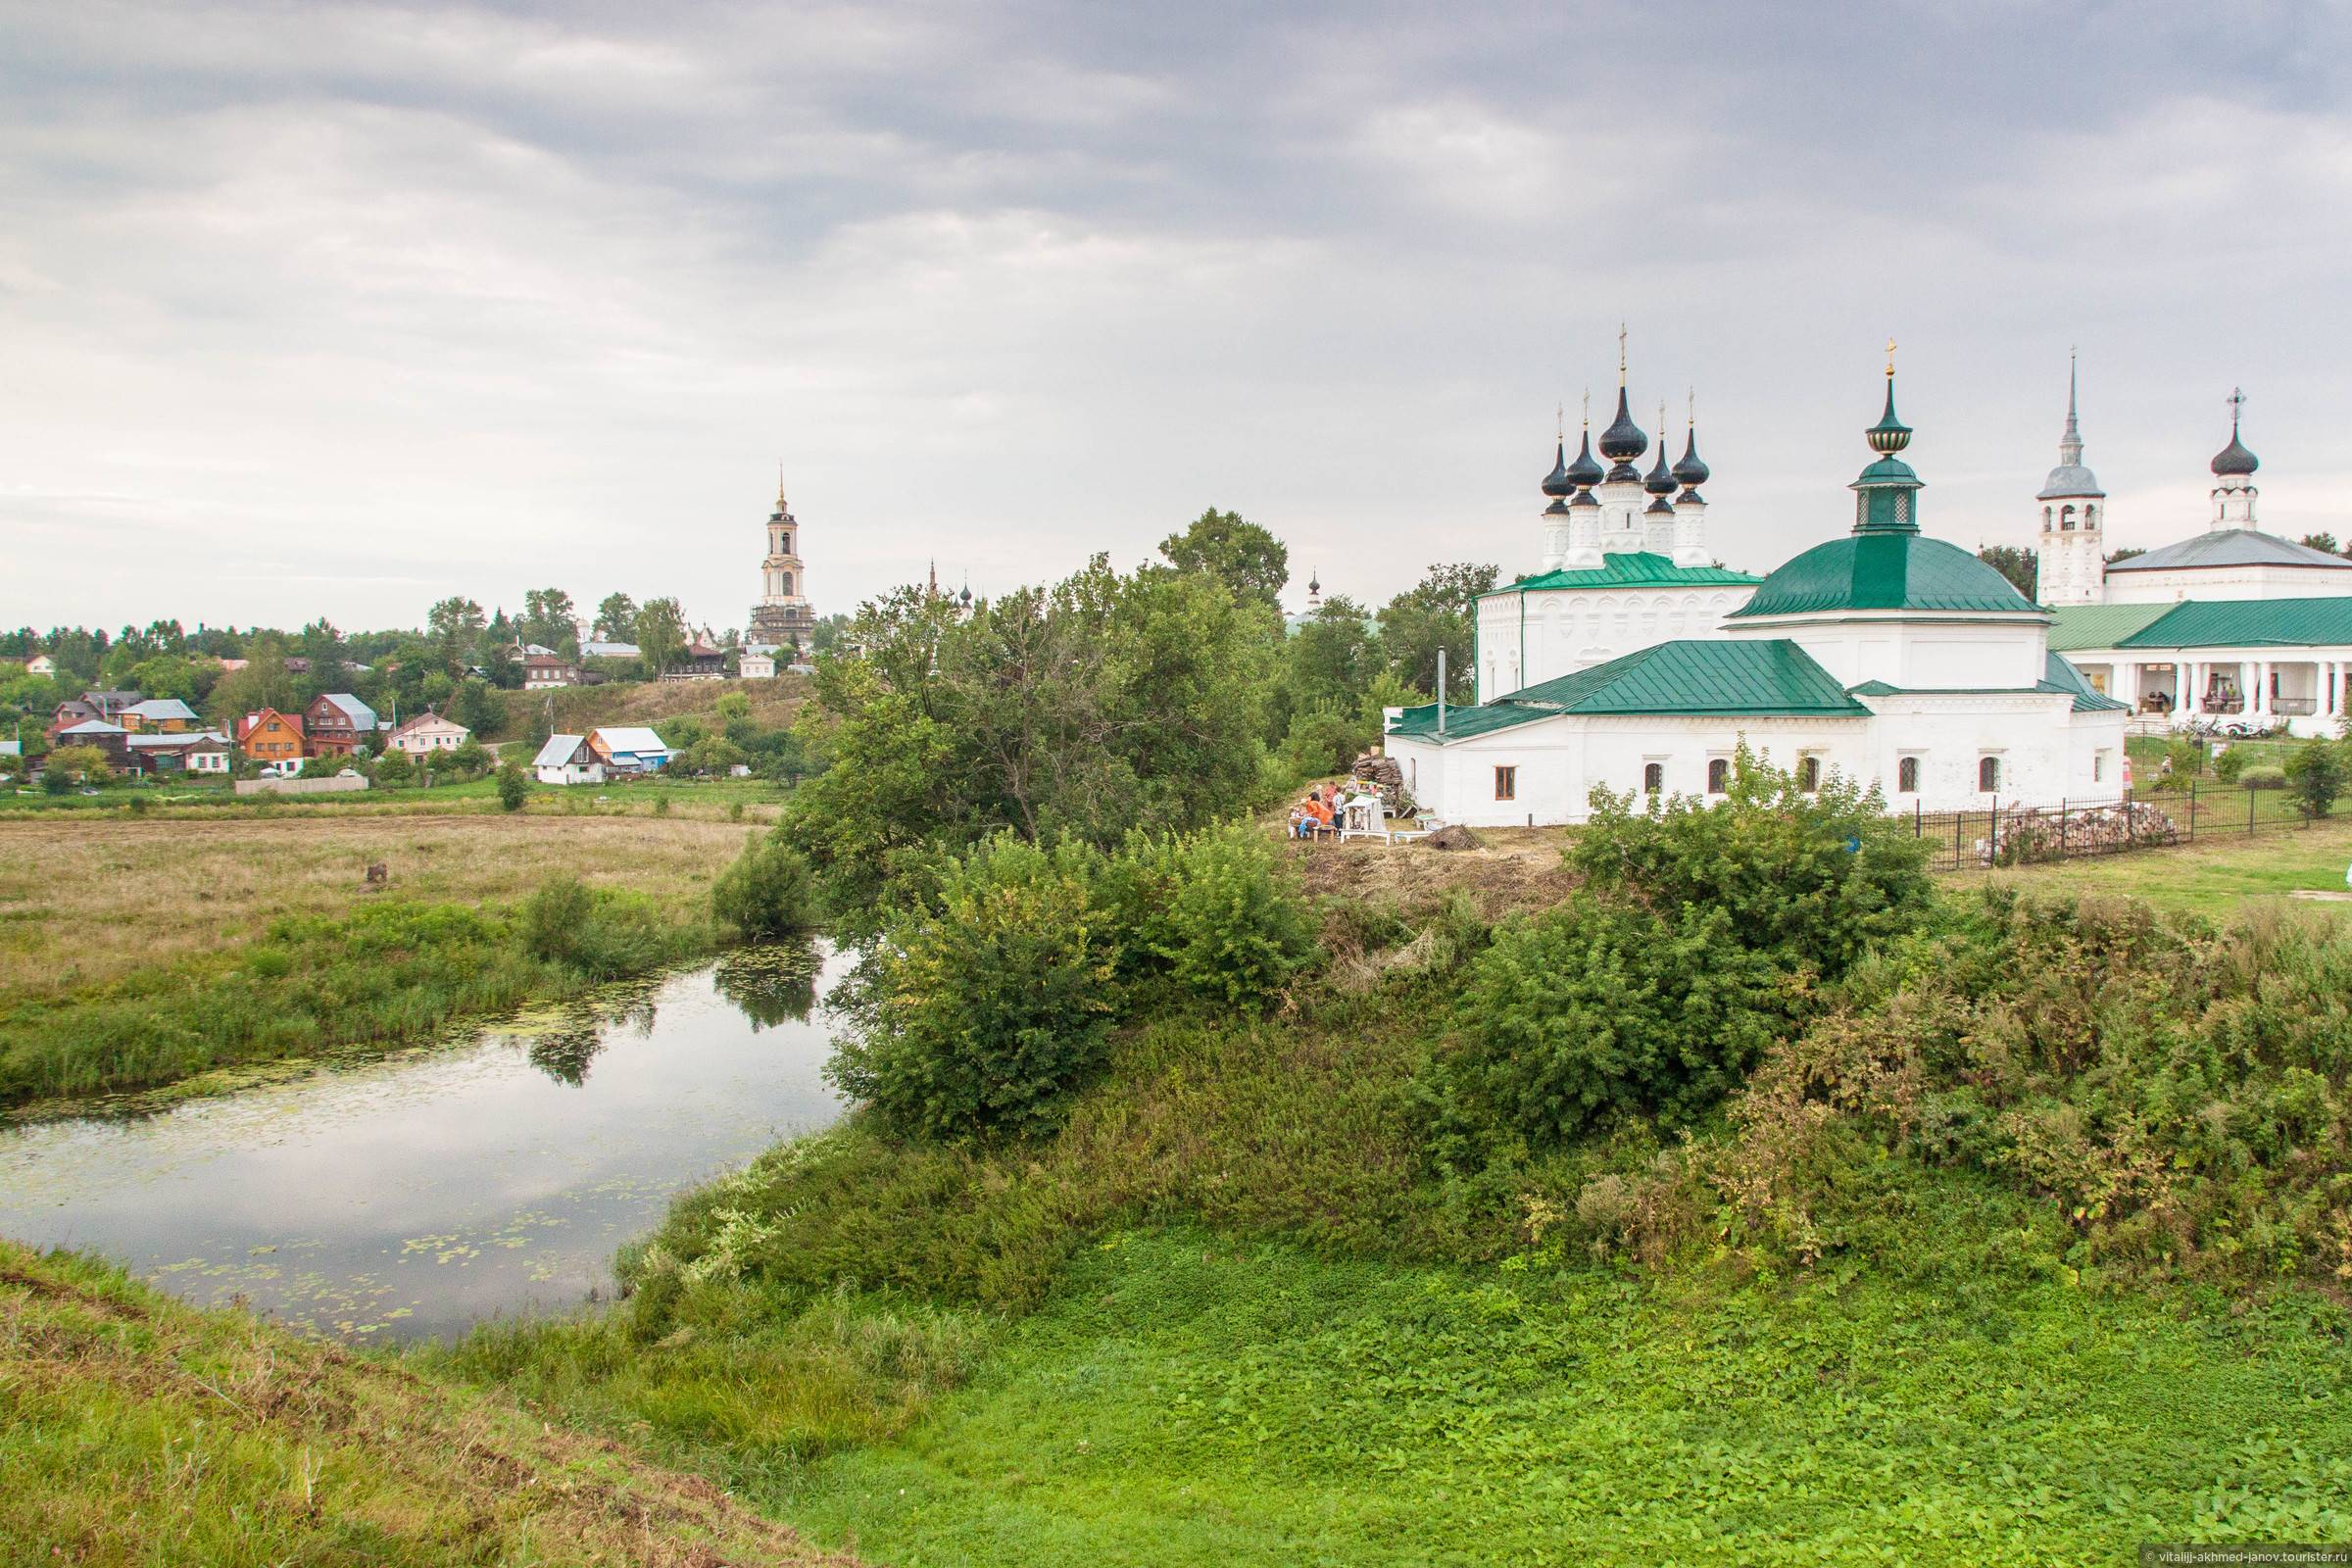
[0,805,760,1108]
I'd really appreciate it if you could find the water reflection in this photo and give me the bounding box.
[712,942,822,1029]
[0,943,850,1344]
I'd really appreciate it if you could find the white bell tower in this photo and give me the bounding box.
[2034,354,2106,607]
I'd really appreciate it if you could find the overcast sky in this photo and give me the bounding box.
[3,0,2348,635]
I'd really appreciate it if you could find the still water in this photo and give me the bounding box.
[0,944,850,1344]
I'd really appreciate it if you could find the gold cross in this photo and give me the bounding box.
[1885,336,1897,376]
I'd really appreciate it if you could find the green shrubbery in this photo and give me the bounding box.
[829,837,1119,1143]
[496,760,530,812]
[2214,746,2248,784]
[710,833,816,941]
[829,825,1318,1143]
[517,877,686,981]
[2238,764,2287,790]
[1449,900,1791,1145]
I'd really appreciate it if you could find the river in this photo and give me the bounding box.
[0,942,850,1345]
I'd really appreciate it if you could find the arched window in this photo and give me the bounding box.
[1643,761,1663,795]
[1796,756,1821,792]
[2061,505,2075,530]
[781,571,794,596]
[2043,507,2052,529]
[1897,756,1920,793]
[1706,758,1729,794]
[2082,506,2095,528]
[1979,756,2001,793]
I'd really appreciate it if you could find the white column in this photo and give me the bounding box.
[2258,660,2273,717]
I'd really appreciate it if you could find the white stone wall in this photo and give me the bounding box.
[1474,584,1757,703]
[2102,562,2352,604]
[1723,612,2048,692]
[1389,700,2124,828]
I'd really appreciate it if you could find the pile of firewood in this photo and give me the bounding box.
[1981,800,2181,865]
[1349,752,1414,815]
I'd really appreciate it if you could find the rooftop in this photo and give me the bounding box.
[1497,552,1760,594]
[2103,528,2352,575]
[1389,639,1866,744]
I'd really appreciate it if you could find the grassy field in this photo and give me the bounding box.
[0,807,757,1107]
[771,1230,2351,1567]
[1981,814,2352,917]
[0,1242,857,1567]
[0,809,749,1005]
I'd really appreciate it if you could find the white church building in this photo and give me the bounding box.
[1388,365,2128,828]
[2033,382,2352,736]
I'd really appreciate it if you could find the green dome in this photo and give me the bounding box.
[1729,532,2038,619]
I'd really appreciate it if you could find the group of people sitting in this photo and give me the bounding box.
[1288,781,1358,840]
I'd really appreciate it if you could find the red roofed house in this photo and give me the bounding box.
[237,709,305,765]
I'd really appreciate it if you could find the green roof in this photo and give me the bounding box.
[1841,653,2126,714]
[1730,533,2040,619]
[2110,597,2352,651]
[2044,603,2174,652]
[1388,639,1866,743]
[1498,552,1761,593]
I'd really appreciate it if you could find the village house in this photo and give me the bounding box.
[125,730,235,774]
[661,631,729,682]
[45,699,102,743]
[51,718,131,771]
[385,710,471,760]
[25,655,56,676]
[738,650,777,679]
[587,725,672,775]
[302,693,377,759]
[532,733,606,786]
[237,708,306,765]
[81,689,142,721]
[119,698,201,733]
[521,651,580,689]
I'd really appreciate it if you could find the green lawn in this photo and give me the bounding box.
[777,1230,2352,1567]
[1980,815,2352,917]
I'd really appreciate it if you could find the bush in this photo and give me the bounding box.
[516,877,680,980]
[373,749,415,786]
[1279,705,1369,783]
[712,833,817,941]
[2283,742,2345,819]
[2213,747,2246,784]
[2163,737,2205,784]
[1570,745,1934,979]
[1446,895,1791,1146]
[496,761,529,812]
[2237,765,2287,791]
[1102,824,1317,1009]
[40,765,72,796]
[828,836,1117,1143]
[447,737,490,776]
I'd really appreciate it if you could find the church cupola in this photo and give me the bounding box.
[1542,435,1572,498]
[1564,418,1605,489]
[1672,394,1709,494]
[1598,386,1647,480]
[1643,406,1679,500]
[2209,386,2261,529]
[1851,345,1923,534]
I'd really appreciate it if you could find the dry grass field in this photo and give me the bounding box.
[0,810,749,1006]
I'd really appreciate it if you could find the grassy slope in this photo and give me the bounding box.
[784,1231,2351,1567]
[0,1241,857,1567]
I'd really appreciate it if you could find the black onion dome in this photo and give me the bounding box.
[1672,428,1709,488]
[2211,426,2259,477]
[1544,498,1570,516]
[1644,494,1675,515]
[1542,440,1572,498]
[1564,429,1604,487]
[1643,432,1678,495]
[1597,387,1647,462]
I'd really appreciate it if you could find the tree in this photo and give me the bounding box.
[496,760,530,812]
[1380,563,1497,704]
[594,593,638,642]
[297,618,349,700]
[1159,508,1289,612]
[710,834,816,940]
[1977,544,2037,601]
[2283,741,2345,819]
[451,677,502,738]
[208,652,298,731]
[2300,533,2345,559]
[47,744,110,783]
[426,597,486,672]
[521,588,578,656]
[634,597,688,675]
[1275,595,1380,734]
[2106,546,2146,565]
[372,748,415,786]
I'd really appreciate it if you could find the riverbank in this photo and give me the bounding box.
[0,1241,858,1567]
[0,810,741,1109]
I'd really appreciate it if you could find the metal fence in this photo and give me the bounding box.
[1909,782,2312,872]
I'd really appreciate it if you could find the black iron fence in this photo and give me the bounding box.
[1910,782,2313,872]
